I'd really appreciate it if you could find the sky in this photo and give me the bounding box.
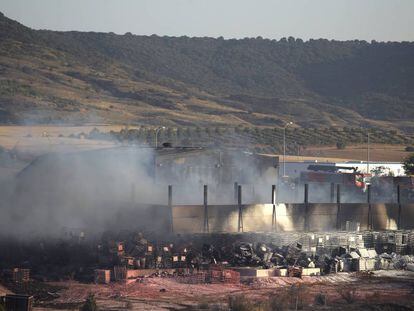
[1,0,414,41]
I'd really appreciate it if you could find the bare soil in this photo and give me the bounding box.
[30,271,414,311]
[302,144,411,162]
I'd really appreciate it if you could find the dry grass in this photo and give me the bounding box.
[0,125,127,138]
[262,154,355,162]
[0,125,120,161]
[302,144,411,162]
[0,126,411,163]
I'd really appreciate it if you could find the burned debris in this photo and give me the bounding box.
[0,146,413,311]
[116,230,414,280]
[2,230,414,289]
[1,229,414,311]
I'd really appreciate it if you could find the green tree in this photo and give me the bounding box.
[185,127,192,138]
[371,166,387,177]
[403,154,414,175]
[195,126,202,137]
[336,141,347,149]
[146,130,154,145]
[138,128,146,142]
[80,294,98,311]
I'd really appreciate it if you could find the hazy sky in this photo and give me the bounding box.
[1,0,414,41]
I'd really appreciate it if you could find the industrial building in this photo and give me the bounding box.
[280,160,404,179]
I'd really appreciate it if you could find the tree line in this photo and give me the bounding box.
[80,126,414,154]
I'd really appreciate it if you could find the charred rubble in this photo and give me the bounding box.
[1,230,414,286]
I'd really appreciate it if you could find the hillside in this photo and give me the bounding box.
[1,12,414,131]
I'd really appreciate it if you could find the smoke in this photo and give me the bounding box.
[1,141,412,239]
[0,146,278,239]
[156,149,277,205]
[0,147,164,238]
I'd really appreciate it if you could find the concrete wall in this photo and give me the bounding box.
[172,203,414,233]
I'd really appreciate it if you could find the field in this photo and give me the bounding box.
[21,271,414,310]
[0,125,118,157]
[0,124,124,147]
[0,126,412,163]
[302,144,411,162]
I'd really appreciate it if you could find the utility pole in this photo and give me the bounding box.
[366,131,370,174]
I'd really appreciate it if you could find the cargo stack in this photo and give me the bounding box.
[94,269,111,284]
[408,231,414,254]
[362,231,374,248]
[395,231,408,255]
[12,268,30,283]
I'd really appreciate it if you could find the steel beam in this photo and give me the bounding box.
[203,185,209,233]
[237,185,243,232]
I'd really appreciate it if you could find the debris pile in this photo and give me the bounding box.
[92,231,414,284]
[2,230,414,286]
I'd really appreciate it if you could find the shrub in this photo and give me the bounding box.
[80,294,98,311]
[337,287,357,304]
[228,296,258,311]
[197,302,210,309]
[336,141,347,149]
[267,289,291,310]
[403,154,414,175]
[314,293,326,306]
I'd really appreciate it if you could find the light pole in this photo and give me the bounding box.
[360,125,370,175]
[155,126,166,148]
[283,121,293,177]
[366,131,370,174]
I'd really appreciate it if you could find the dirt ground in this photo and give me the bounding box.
[0,125,119,155]
[30,271,414,310]
[0,125,127,140]
[302,144,411,162]
[1,126,410,162]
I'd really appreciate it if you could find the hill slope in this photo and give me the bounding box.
[0,12,414,131]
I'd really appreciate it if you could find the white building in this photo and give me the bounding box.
[280,160,404,178]
[335,161,404,176]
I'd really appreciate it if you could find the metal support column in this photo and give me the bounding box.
[336,184,341,230]
[397,184,402,230]
[153,153,157,182]
[271,185,277,231]
[304,184,309,232]
[234,182,238,203]
[131,182,136,204]
[237,185,243,232]
[168,185,173,233]
[203,185,209,233]
[330,183,335,203]
[367,184,372,230]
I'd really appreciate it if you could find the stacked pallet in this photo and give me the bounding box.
[12,268,30,283]
[94,269,111,284]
